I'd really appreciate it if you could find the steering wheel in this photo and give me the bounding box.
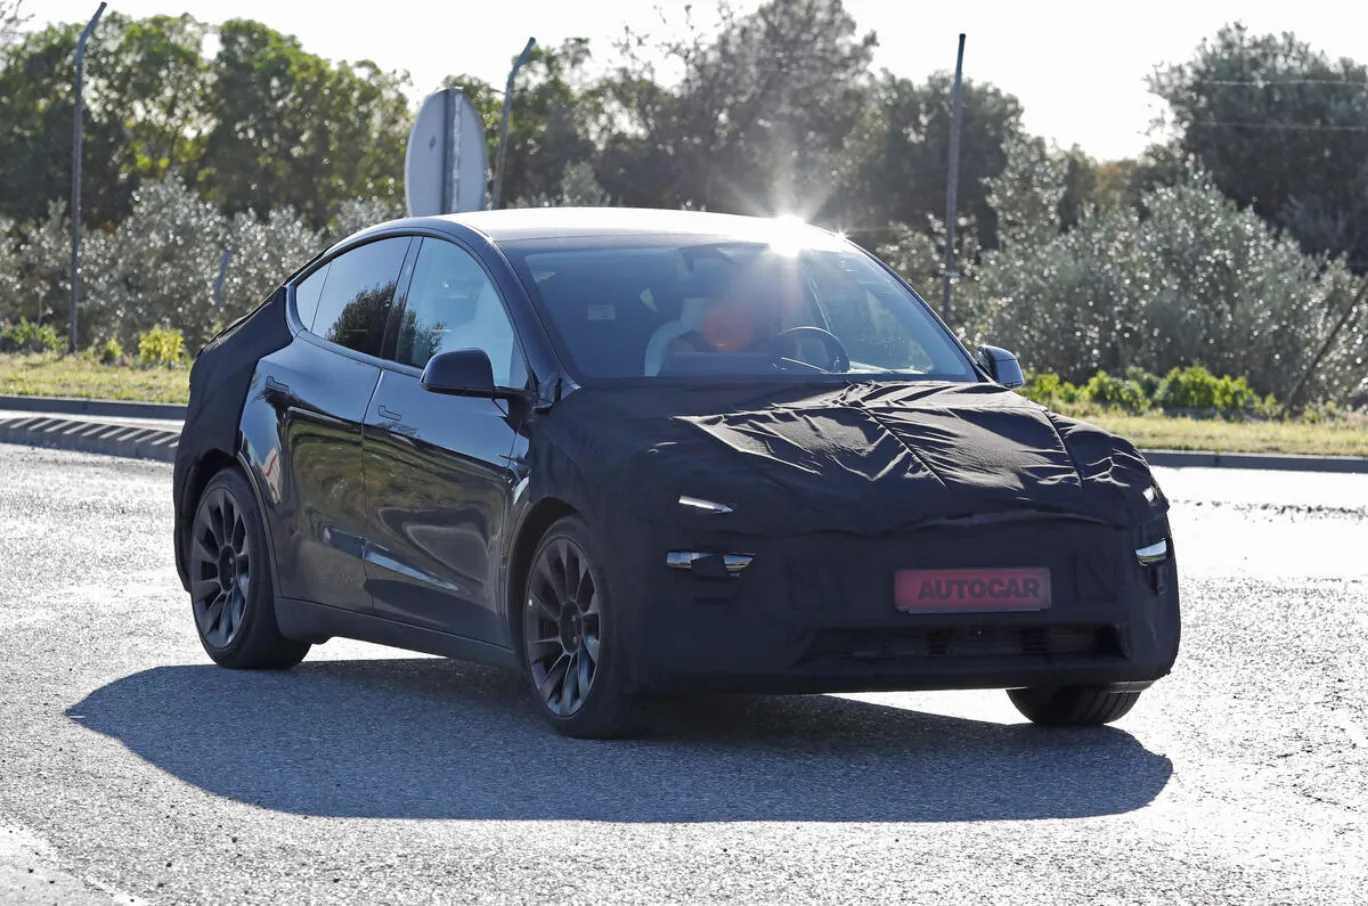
[758,326,851,373]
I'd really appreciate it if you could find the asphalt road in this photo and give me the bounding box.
[0,443,1364,905]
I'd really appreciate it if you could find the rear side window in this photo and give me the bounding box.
[293,263,329,330]
[310,237,410,356]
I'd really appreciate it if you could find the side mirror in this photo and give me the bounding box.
[977,344,1025,389]
[420,348,524,399]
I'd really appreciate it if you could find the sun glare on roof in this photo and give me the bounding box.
[769,213,809,257]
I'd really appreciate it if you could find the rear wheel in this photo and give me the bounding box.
[1007,685,1142,726]
[188,468,309,670]
[520,516,644,738]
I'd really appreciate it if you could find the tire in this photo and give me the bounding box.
[187,468,309,670]
[519,515,644,739]
[1007,685,1142,726]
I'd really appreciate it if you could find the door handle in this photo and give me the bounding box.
[377,404,403,421]
[265,376,290,394]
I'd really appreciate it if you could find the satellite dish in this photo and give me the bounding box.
[404,88,489,216]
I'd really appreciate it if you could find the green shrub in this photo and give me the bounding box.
[1301,400,1341,424]
[1124,366,1164,401]
[1019,372,1079,407]
[1078,371,1150,413]
[1156,366,1260,413]
[137,325,185,367]
[1022,366,1279,417]
[0,318,63,353]
[99,336,124,365]
[962,159,1368,406]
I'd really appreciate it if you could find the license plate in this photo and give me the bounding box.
[894,567,1052,612]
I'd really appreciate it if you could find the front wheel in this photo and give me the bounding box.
[1007,685,1142,726]
[187,468,309,670]
[520,515,644,738]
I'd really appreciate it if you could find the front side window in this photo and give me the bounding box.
[310,237,410,356]
[504,235,976,383]
[293,263,329,330]
[395,238,525,388]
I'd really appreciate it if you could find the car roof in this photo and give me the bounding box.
[350,206,847,246]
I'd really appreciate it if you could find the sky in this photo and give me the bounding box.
[26,0,1368,161]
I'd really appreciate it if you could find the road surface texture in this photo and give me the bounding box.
[0,443,1364,905]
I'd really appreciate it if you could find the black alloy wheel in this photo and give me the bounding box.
[521,516,642,737]
[190,484,251,649]
[188,469,309,669]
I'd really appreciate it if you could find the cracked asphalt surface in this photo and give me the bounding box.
[0,443,1364,905]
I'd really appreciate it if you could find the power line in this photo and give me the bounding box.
[1188,120,1368,132]
[1191,78,1368,88]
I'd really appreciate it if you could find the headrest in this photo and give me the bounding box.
[679,297,714,331]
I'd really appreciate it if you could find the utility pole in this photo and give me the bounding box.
[940,33,966,326]
[1283,275,1368,412]
[491,37,536,210]
[70,1,107,354]
[213,248,232,309]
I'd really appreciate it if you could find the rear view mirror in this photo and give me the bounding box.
[977,344,1025,389]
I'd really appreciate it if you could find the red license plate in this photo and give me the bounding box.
[894,567,1052,612]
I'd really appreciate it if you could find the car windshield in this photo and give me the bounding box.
[503,235,979,383]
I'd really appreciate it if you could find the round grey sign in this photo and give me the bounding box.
[404,88,489,216]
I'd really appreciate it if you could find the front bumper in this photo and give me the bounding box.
[619,517,1181,695]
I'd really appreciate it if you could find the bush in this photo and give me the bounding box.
[1024,366,1279,417]
[99,336,124,365]
[1078,370,1150,413]
[961,153,1368,405]
[0,317,62,353]
[1124,365,1164,401]
[6,181,325,351]
[1019,372,1079,407]
[1155,365,1260,413]
[137,325,185,367]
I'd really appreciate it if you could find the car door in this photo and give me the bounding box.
[361,236,530,643]
[252,235,413,613]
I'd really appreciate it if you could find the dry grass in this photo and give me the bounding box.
[2,353,1365,457]
[0,352,189,404]
[1082,411,1368,458]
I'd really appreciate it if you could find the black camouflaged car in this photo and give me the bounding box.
[172,208,1180,738]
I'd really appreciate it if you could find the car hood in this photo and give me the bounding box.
[528,381,1164,537]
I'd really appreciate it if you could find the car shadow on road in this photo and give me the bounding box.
[67,657,1173,823]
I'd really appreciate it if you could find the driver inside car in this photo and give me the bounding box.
[646,263,837,375]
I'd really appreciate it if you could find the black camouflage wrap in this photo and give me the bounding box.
[525,381,1180,693]
[172,288,294,589]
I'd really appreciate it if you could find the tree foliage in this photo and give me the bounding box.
[0,13,410,231]
[1151,22,1368,273]
[963,148,1366,403]
[837,71,1025,249]
[1,3,1365,403]
[1,0,28,47]
[600,0,876,216]
[198,19,409,228]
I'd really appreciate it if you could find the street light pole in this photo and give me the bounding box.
[491,37,536,210]
[70,1,107,354]
[940,33,966,327]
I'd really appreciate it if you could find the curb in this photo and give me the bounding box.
[0,415,179,463]
[1141,449,1368,474]
[0,394,186,420]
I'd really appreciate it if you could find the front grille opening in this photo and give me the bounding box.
[804,625,1123,662]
